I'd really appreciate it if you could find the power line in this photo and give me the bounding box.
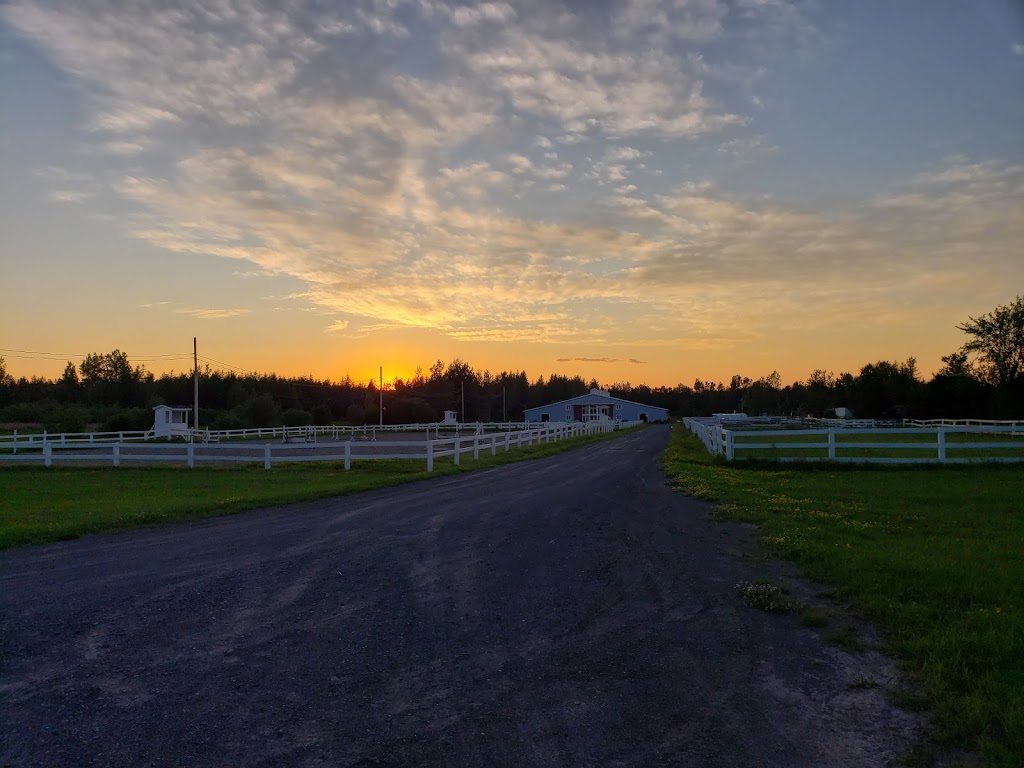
[0,347,192,361]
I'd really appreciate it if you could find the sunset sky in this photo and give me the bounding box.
[2,0,1022,388]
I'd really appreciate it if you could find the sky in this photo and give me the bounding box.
[1,0,1022,389]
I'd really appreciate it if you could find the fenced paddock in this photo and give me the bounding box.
[0,421,529,450]
[0,421,637,471]
[684,416,1024,464]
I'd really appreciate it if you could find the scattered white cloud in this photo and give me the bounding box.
[175,308,252,320]
[1013,42,1024,56]
[47,189,92,203]
[33,165,91,182]
[447,1,516,28]
[556,357,647,364]
[5,0,1020,352]
[100,141,147,155]
[718,135,777,157]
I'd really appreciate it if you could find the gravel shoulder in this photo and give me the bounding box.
[0,425,923,767]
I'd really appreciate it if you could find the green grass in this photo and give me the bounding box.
[0,427,638,550]
[664,425,1024,767]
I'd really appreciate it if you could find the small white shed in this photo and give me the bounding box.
[441,410,459,426]
[152,405,192,438]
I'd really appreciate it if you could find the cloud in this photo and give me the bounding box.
[454,30,744,139]
[48,189,92,203]
[100,140,147,155]
[33,165,91,182]
[7,0,1020,354]
[556,357,647,364]
[325,320,349,333]
[717,135,777,157]
[445,2,516,28]
[175,308,252,320]
[1013,43,1024,56]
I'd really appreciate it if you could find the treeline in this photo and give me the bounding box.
[1,296,1020,431]
[0,353,1018,435]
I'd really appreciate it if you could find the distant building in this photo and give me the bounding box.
[524,388,669,424]
[152,405,192,438]
[834,407,855,419]
[441,410,459,425]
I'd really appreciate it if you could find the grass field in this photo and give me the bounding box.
[0,427,635,550]
[664,425,1024,767]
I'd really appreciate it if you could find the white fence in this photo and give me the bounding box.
[0,421,543,451]
[2,428,157,450]
[0,421,637,471]
[192,421,531,443]
[683,416,1024,464]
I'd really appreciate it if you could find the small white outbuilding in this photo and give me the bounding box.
[152,405,192,438]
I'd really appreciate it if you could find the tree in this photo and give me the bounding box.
[847,359,922,419]
[957,295,1024,388]
[925,351,991,418]
[936,351,974,379]
[0,356,10,385]
[79,350,135,383]
[59,361,79,386]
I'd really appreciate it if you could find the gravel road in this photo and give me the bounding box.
[0,425,921,767]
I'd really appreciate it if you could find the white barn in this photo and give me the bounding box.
[524,389,669,424]
[152,405,192,438]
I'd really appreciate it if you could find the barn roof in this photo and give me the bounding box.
[524,390,668,414]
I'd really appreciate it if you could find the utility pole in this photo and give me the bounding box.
[461,379,465,424]
[503,385,506,423]
[193,337,199,432]
[379,366,383,426]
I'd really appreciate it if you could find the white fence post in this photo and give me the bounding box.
[725,430,734,461]
[113,444,120,467]
[828,428,836,460]
[454,437,461,465]
[473,436,480,460]
[490,435,497,456]
[264,444,272,470]
[426,440,433,472]
[43,443,52,467]
[937,428,946,463]
[344,442,351,471]
[187,443,195,469]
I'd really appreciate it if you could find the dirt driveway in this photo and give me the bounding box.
[0,425,921,766]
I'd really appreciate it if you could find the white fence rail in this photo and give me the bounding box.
[1,428,157,450]
[191,421,532,443]
[0,421,543,451]
[683,416,1024,464]
[0,421,637,471]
